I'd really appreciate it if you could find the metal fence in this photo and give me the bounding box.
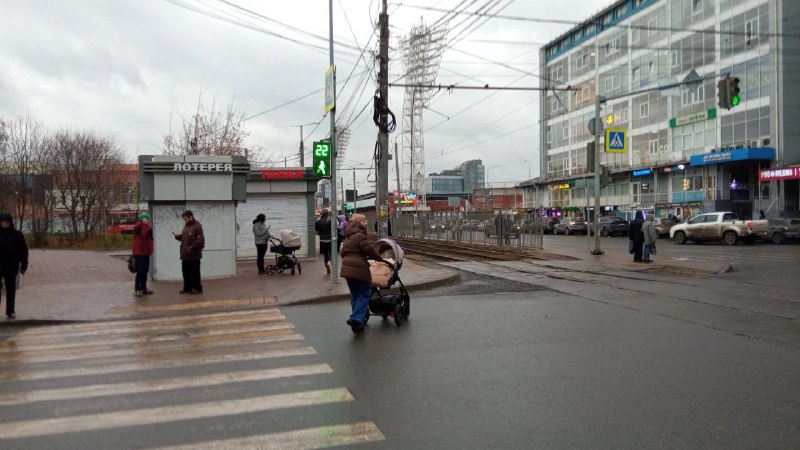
[388,211,544,249]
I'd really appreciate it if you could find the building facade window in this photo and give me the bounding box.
[640,102,649,118]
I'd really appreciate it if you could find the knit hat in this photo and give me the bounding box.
[138,212,150,221]
[350,213,367,224]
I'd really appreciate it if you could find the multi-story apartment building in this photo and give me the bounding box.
[538,0,800,219]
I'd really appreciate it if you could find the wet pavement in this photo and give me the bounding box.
[0,307,384,449]
[3,249,457,324]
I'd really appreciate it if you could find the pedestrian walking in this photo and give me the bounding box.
[173,210,205,295]
[340,213,385,334]
[315,209,333,274]
[629,211,645,262]
[642,214,658,263]
[759,209,766,219]
[0,212,28,319]
[336,211,348,253]
[252,213,270,274]
[132,212,154,297]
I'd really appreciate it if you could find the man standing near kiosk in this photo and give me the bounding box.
[174,210,205,295]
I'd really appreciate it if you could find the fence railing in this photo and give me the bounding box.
[389,211,544,250]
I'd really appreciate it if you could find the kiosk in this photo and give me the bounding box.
[139,155,249,281]
[237,168,321,259]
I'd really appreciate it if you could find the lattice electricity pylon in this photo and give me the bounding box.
[400,21,447,200]
[335,126,350,172]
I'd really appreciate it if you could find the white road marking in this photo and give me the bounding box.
[0,345,317,382]
[149,422,385,450]
[0,388,356,439]
[4,332,306,364]
[2,312,288,342]
[0,322,294,353]
[0,364,333,405]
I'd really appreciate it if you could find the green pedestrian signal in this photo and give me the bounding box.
[312,140,332,178]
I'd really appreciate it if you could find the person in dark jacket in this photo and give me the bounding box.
[173,210,205,294]
[132,212,154,297]
[629,210,645,262]
[315,209,333,274]
[252,213,270,274]
[0,212,28,319]
[340,213,384,333]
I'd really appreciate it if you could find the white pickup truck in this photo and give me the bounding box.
[669,212,769,245]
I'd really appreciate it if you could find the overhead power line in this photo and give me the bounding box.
[390,83,574,91]
[397,4,800,38]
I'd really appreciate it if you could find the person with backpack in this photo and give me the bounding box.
[132,212,154,297]
[315,209,333,274]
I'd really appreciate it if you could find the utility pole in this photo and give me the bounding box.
[592,95,603,255]
[291,122,319,167]
[328,0,339,282]
[376,0,390,238]
[353,170,358,209]
[394,141,401,193]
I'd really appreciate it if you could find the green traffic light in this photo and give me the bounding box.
[731,95,740,106]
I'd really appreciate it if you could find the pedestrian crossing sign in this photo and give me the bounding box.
[605,128,627,153]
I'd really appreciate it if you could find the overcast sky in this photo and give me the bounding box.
[0,0,610,192]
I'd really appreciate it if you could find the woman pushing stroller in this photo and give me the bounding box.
[340,214,386,334]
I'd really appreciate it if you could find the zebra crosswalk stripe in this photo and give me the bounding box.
[0,309,385,448]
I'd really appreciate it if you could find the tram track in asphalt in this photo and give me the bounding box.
[394,237,573,263]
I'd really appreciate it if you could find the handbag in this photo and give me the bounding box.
[628,240,634,254]
[127,255,137,273]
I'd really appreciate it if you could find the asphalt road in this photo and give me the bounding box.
[283,272,800,449]
[540,233,800,288]
[2,256,798,449]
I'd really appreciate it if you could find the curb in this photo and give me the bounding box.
[282,270,461,307]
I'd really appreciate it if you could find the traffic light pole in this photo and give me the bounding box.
[592,95,604,255]
[328,0,339,283]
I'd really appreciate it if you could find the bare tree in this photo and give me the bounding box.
[4,114,45,230]
[29,138,59,246]
[162,93,252,159]
[50,130,124,239]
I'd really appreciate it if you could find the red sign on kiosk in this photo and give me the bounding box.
[759,166,800,182]
[260,169,305,180]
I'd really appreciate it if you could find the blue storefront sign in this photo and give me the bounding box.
[690,147,774,166]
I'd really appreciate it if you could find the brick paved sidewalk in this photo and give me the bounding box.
[1,250,457,324]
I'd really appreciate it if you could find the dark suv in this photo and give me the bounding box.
[589,216,629,237]
[543,217,561,234]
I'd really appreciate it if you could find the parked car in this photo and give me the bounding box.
[588,216,629,237]
[766,218,800,244]
[543,217,560,234]
[428,221,446,233]
[653,217,677,238]
[669,212,769,245]
[483,218,521,238]
[554,217,588,235]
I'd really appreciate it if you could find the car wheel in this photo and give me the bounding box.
[565,228,571,235]
[674,231,686,245]
[772,232,784,244]
[723,231,738,246]
[601,228,609,237]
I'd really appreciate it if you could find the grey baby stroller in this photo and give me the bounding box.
[266,229,302,275]
[365,238,410,326]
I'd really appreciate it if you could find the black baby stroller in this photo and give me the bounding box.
[266,229,302,275]
[365,238,410,326]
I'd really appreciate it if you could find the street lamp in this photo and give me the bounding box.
[486,164,501,188]
[291,121,320,167]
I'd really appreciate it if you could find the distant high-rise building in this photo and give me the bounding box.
[459,160,485,192]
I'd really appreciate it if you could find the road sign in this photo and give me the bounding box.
[324,66,335,113]
[588,118,604,136]
[312,140,331,177]
[605,128,627,153]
